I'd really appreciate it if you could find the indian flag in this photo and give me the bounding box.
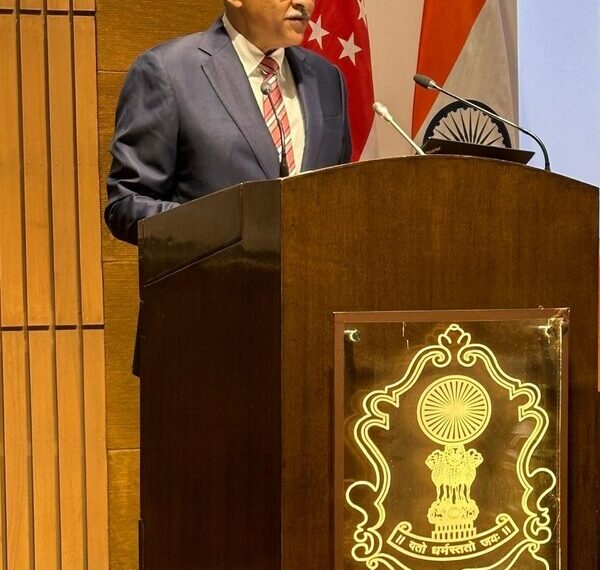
[411,0,519,148]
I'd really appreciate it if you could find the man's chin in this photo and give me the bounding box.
[284,25,308,46]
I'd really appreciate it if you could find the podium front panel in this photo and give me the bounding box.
[139,157,597,570]
[334,309,568,570]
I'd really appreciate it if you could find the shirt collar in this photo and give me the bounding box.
[222,14,287,79]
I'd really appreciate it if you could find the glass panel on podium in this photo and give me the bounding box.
[333,309,568,570]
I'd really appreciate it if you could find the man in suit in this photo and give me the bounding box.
[105,0,352,245]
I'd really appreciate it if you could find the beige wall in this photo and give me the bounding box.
[96,0,222,567]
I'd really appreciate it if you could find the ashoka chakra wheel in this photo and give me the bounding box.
[417,375,491,445]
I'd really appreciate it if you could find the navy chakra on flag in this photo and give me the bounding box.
[423,101,512,148]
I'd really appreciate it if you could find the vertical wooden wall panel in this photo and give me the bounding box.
[1,3,108,569]
[2,332,33,570]
[0,15,25,328]
[0,337,8,570]
[83,330,109,570]
[74,0,95,12]
[48,16,80,326]
[47,0,70,11]
[74,16,104,326]
[29,331,60,570]
[0,342,7,570]
[20,15,52,327]
[56,330,86,570]
[107,450,139,570]
[18,1,42,11]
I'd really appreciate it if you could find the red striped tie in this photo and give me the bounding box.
[259,57,296,175]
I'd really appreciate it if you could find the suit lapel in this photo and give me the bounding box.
[286,47,323,171]
[198,22,279,178]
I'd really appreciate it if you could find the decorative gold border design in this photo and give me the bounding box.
[346,324,559,569]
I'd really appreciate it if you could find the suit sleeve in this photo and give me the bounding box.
[105,49,181,245]
[337,67,352,164]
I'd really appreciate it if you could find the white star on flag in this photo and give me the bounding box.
[308,15,329,48]
[357,0,367,23]
[338,33,362,65]
[302,0,375,160]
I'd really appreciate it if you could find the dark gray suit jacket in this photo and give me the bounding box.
[105,18,352,245]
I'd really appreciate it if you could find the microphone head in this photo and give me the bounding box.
[260,80,272,95]
[373,101,393,122]
[413,74,437,89]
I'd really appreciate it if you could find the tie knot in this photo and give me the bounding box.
[259,56,279,78]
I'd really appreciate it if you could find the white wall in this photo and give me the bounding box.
[518,1,600,186]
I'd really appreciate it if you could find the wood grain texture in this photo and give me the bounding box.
[96,0,221,71]
[0,339,6,570]
[74,16,104,326]
[56,330,86,570]
[48,15,80,326]
[104,260,139,450]
[83,330,109,570]
[20,15,52,327]
[47,0,70,11]
[280,159,598,569]
[19,0,42,11]
[2,332,33,570]
[108,450,139,570]
[0,15,25,328]
[2,6,108,570]
[29,331,60,570]
[74,0,96,12]
[137,157,598,568]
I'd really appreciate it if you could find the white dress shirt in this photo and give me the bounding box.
[222,14,306,173]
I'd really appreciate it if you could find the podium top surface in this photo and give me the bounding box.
[138,155,598,286]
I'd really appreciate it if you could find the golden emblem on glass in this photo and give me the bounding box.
[418,375,491,445]
[343,321,563,570]
[418,375,490,540]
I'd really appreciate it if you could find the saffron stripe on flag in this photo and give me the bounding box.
[412,0,486,136]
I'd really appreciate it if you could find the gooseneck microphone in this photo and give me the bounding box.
[260,80,289,177]
[413,73,551,172]
[373,102,425,156]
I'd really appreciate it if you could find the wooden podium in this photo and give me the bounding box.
[137,156,598,569]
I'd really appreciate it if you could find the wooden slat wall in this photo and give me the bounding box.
[0,2,108,569]
[95,0,222,566]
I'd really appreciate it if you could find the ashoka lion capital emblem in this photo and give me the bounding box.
[418,376,490,540]
[345,323,557,570]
